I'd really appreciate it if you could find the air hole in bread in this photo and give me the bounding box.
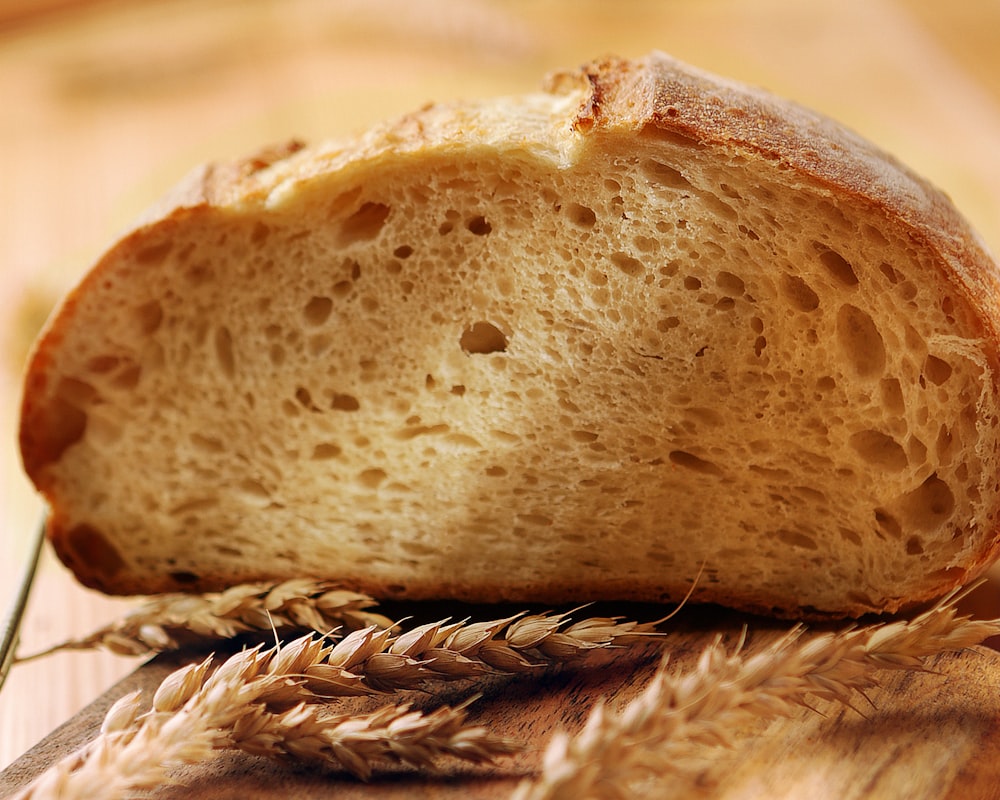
[849,430,908,471]
[906,536,924,554]
[339,202,390,245]
[879,262,901,285]
[331,393,360,411]
[236,479,272,507]
[460,321,508,355]
[395,423,450,440]
[135,301,164,335]
[669,450,722,476]
[715,271,745,296]
[642,159,692,190]
[357,468,387,488]
[168,570,200,585]
[294,387,320,412]
[190,433,224,453]
[214,326,236,378]
[311,443,342,459]
[875,508,903,539]
[250,221,270,244]
[782,274,820,312]
[898,474,956,531]
[85,355,118,374]
[936,425,955,463]
[924,355,953,386]
[303,296,333,326]
[815,244,859,286]
[839,528,863,546]
[308,334,333,357]
[908,436,928,465]
[880,378,905,414]
[134,240,173,265]
[837,304,885,377]
[393,245,414,259]
[610,252,644,277]
[466,215,492,235]
[565,203,597,228]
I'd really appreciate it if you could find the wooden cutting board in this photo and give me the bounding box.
[4,607,1000,799]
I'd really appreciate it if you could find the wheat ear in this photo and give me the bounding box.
[515,590,1000,800]
[17,579,394,659]
[10,634,519,800]
[296,609,662,696]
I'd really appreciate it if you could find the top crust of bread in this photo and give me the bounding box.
[19,52,1000,617]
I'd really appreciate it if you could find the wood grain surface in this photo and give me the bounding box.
[3,0,1000,795]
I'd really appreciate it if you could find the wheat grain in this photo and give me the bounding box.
[17,579,394,659]
[514,590,1000,800]
[298,610,662,696]
[228,696,520,779]
[9,633,518,800]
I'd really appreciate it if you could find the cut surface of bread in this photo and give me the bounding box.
[19,53,1000,617]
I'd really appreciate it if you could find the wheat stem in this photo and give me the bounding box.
[514,591,1000,800]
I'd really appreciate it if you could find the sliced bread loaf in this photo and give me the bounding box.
[19,52,1000,617]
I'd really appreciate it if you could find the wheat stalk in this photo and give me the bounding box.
[17,579,394,660]
[9,634,520,800]
[513,590,1000,800]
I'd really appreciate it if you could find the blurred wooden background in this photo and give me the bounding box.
[2,0,1000,771]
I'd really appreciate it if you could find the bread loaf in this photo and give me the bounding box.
[19,52,1000,617]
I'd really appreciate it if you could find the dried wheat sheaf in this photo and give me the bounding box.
[9,583,1000,800]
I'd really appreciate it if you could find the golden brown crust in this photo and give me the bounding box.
[554,53,1000,338]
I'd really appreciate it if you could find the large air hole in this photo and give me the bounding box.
[642,159,693,190]
[357,468,388,489]
[460,321,508,354]
[715,271,745,296]
[566,203,597,228]
[781,274,820,312]
[924,355,953,385]
[897,473,955,531]
[837,304,885,377]
[331,393,360,411]
[339,202,390,245]
[610,252,644,278]
[466,216,492,236]
[849,430,907,471]
[815,244,858,286]
[303,296,333,326]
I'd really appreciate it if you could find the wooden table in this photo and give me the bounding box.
[2,0,1000,794]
